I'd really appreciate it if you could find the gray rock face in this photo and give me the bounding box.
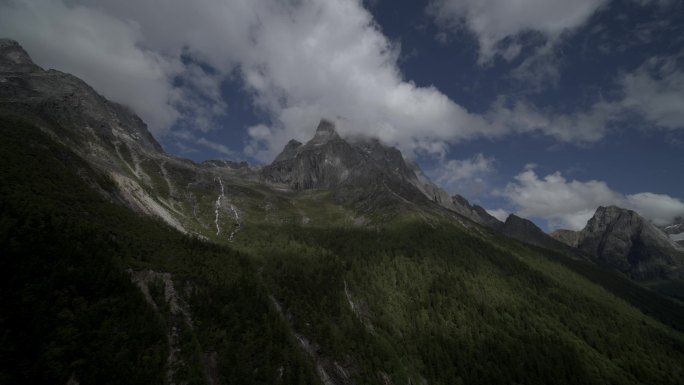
[273,139,303,163]
[263,120,362,190]
[406,159,453,207]
[264,120,510,224]
[451,194,502,228]
[0,39,163,156]
[500,215,582,257]
[660,218,684,247]
[0,39,201,230]
[406,161,502,227]
[550,229,580,247]
[0,39,41,73]
[262,120,433,209]
[576,206,684,280]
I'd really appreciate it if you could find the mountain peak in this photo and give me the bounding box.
[273,139,303,163]
[1,39,163,153]
[316,118,336,134]
[577,205,684,280]
[596,205,630,215]
[0,39,41,73]
[310,119,340,144]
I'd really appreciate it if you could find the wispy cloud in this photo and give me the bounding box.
[171,130,234,158]
[427,0,608,63]
[428,154,496,196]
[2,0,681,166]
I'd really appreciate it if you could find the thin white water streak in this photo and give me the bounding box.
[214,177,224,236]
[227,203,241,241]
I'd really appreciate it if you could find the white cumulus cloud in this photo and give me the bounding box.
[2,0,681,165]
[0,0,494,162]
[428,154,496,196]
[499,169,684,230]
[620,56,684,130]
[0,0,183,134]
[486,208,510,222]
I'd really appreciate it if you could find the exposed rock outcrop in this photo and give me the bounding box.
[550,229,580,247]
[660,218,684,247]
[262,119,434,211]
[499,215,584,258]
[0,39,163,156]
[451,194,503,228]
[575,206,684,280]
[263,119,507,228]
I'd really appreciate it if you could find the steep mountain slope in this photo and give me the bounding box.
[553,206,684,280]
[0,117,321,385]
[262,119,444,219]
[262,119,506,227]
[0,38,493,239]
[0,39,162,155]
[550,229,580,247]
[499,215,587,259]
[661,217,684,247]
[4,39,684,385]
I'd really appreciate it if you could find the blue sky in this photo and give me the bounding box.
[2,0,683,230]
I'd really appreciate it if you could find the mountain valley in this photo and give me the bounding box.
[2,38,684,385]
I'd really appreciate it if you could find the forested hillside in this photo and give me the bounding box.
[2,116,684,384]
[0,117,320,385]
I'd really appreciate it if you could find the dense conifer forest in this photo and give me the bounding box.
[2,116,684,384]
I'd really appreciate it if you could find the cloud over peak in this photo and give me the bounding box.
[1,0,682,166]
[500,169,684,230]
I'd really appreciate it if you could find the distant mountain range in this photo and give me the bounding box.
[3,38,684,385]
[3,37,683,282]
[551,206,684,280]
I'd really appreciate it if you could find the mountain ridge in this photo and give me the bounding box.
[552,205,684,280]
[4,38,684,385]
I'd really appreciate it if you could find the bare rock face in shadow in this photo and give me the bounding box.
[575,206,684,280]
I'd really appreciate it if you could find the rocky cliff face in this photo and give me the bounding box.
[550,229,580,247]
[661,218,684,247]
[0,39,163,159]
[262,119,442,213]
[263,119,364,191]
[575,206,684,280]
[2,39,507,237]
[451,194,502,229]
[0,39,252,237]
[499,215,585,258]
[263,119,508,226]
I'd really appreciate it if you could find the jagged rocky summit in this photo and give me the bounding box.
[661,217,684,247]
[0,39,162,157]
[261,118,506,227]
[552,206,684,280]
